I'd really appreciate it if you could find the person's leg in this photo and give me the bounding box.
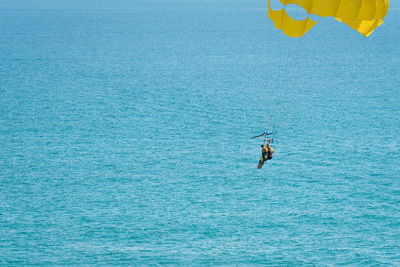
[258,160,264,169]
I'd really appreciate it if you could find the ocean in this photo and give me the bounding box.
[1,1,399,265]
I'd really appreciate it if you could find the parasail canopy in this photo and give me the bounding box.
[268,0,389,37]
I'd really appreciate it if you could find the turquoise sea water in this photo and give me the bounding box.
[1,1,399,265]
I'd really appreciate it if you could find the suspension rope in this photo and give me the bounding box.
[271,35,303,137]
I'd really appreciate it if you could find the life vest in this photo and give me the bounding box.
[262,148,268,161]
[267,147,273,159]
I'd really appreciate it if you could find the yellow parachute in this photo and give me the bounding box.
[268,0,389,37]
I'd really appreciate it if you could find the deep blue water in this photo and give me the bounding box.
[1,1,399,265]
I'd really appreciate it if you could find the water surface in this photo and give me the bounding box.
[1,1,399,265]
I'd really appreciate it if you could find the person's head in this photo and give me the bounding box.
[261,144,264,148]
[266,143,271,147]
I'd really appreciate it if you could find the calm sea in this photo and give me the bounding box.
[1,1,399,265]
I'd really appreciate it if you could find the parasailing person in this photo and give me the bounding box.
[257,142,274,169]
